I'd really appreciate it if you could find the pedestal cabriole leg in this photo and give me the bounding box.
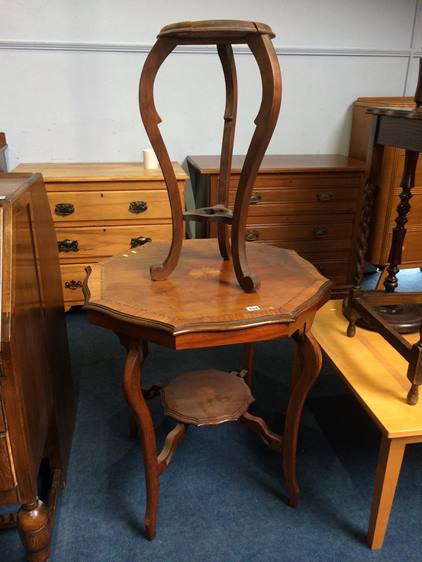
[283,329,322,507]
[216,43,238,260]
[139,37,183,281]
[384,149,419,293]
[231,33,281,292]
[17,499,50,562]
[122,340,159,540]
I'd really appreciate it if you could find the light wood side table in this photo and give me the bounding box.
[12,162,187,310]
[313,300,422,549]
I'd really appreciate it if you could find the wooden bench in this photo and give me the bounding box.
[313,300,422,549]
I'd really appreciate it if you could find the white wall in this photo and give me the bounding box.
[1,0,421,169]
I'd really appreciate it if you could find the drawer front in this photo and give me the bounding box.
[228,188,359,216]
[229,173,362,189]
[48,190,173,222]
[243,221,353,244]
[0,432,16,492]
[390,188,422,225]
[56,224,171,260]
[386,228,422,264]
[61,264,91,302]
[46,180,169,192]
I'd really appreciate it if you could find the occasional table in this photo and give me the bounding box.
[314,300,422,549]
[83,238,331,539]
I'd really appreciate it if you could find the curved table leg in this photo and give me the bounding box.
[122,340,159,540]
[283,329,322,507]
[231,33,281,292]
[139,37,184,281]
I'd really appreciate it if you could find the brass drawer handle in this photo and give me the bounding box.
[130,236,152,248]
[249,192,262,205]
[129,201,148,214]
[245,230,259,242]
[317,192,334,202]
[55,203,75,216]
[58,239,79,252]
[313,227,328,239]
[64,280,82,290]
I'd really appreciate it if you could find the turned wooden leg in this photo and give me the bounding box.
[243,343,254,387]
[122,339,159,540]
[384,149,418,293]
[216,43,237,261]
[367,436,406,549]
[17,499,50,562]
[344,124,381,335]
[283,329,322,507]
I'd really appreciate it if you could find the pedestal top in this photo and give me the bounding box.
[84,239,331,347]
[158,20,274,42]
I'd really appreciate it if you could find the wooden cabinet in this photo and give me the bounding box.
[0,173,75,561]
[187,155,366,296]
[349,96,422,268]
[12,163,187,309]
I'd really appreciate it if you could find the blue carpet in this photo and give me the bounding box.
[1,269,422,561]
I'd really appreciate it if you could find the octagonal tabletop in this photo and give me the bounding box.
[84,239,331,348]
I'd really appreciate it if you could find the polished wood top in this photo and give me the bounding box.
[367,106,422,120]
[12,162,188,182]
[0,173,39,203]
[187,154,366,174]
[313,300,422,438]
[84,239,331,336]
[158,20,274,41]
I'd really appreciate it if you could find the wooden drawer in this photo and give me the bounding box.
[243,220,353,244]
[388,228,422,264]
[46,180,169,192]
[61,264,91,302]
[390,188,422,225]
[228,187,359,216]
[56,224,172,260]
[48,189,173,222]
[229,173,362,189]
[0,432,16,492]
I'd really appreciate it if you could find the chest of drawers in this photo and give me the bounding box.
[187,155,366,296]
[349,97,422,269]
[13,162,187,309]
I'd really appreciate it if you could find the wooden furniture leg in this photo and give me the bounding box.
[283,329,322,506]
[139,37,183,281]
[17,499,50,562]
[231,33,281,292]
[243,343,254,387]
[216,43,237,261]
[122,339,159,540]
[384,150,419,293]
[367,436,406,549]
